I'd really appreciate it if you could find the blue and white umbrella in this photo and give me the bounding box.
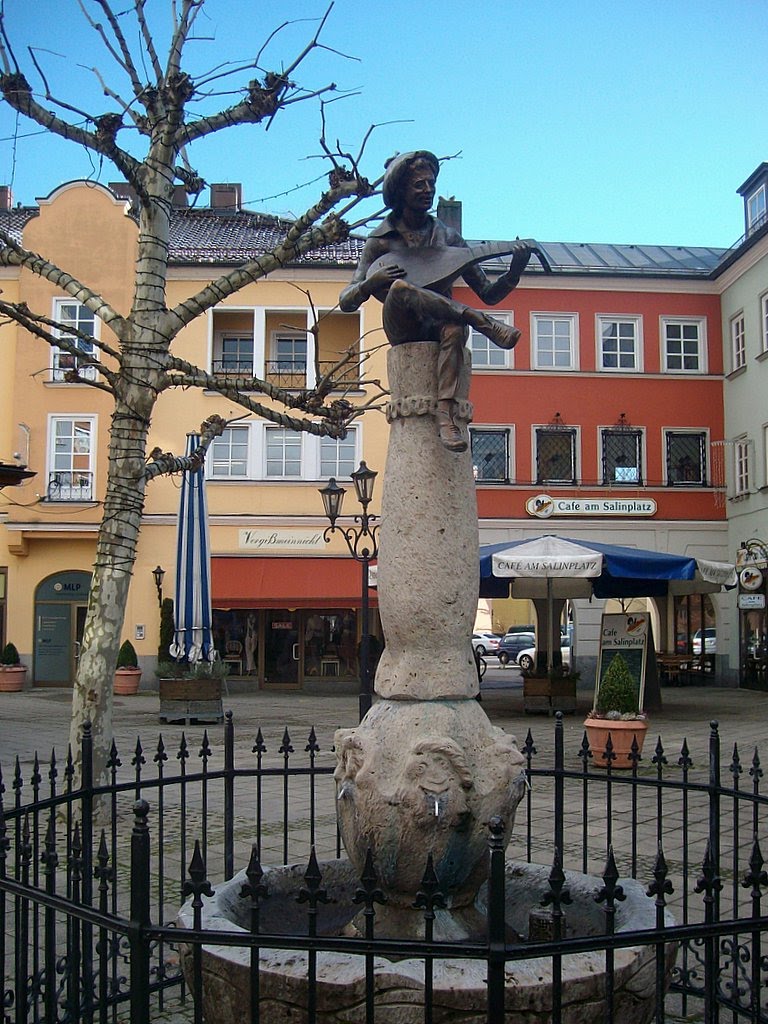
[169,433,215,664]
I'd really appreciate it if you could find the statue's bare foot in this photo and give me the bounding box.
[483,317,521,350]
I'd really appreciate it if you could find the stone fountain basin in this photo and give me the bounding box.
[178,858,675,1024]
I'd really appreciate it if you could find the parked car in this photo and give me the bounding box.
[472,632,501,656]
[497,631,537,666]
[516,644,571,672]
[692,628,716,655]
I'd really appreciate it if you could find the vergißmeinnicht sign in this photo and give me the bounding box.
[239,529,325,551]
[526,494,657,518]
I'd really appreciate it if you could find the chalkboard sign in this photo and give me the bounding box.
[594,613,648,711]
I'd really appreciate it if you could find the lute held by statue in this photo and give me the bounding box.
[366,239,551,295]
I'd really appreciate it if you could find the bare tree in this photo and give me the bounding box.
[0,0,384,781]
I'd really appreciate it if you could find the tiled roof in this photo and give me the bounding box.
[168,208,364,266]
[0,201,730,277]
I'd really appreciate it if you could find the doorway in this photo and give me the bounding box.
[34,572,92,685]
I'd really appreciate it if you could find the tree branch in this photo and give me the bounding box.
[0,69,142,186]
[0,299,119,391]
[144,412,226,481]
[0,228,128,340]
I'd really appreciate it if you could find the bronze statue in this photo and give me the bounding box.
[340,151,534,451]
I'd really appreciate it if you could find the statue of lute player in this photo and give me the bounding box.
[340,150,546,451]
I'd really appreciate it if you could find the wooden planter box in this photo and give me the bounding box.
[159,678,223,724]
[523,675,577,715]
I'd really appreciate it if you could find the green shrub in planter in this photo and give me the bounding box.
[596,653,641,718]
[158,598,174,662]
[1,642,21,666]
[116,640,139,669]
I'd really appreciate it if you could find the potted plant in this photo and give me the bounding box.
[0,642,27,692]
[114,640,142,695]
[158,597,174,664]
[584,653,648,768]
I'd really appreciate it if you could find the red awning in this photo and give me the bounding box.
[211,556,376,609]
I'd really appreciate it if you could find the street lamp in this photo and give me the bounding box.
[319,461,379,721]
[152,565,165,608]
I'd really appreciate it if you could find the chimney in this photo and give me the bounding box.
[210,183,242,212]
[437,196,462,234]
[0,185,13,211]
[171,185,189,208]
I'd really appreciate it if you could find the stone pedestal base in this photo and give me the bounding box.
[335,699,525,938]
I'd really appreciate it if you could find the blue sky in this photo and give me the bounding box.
[1,0,766,248]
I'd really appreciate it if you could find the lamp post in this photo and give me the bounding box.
[152,565,165,608]
[319,462,379,721]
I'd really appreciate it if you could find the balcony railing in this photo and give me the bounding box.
[209,360,360,389]
[46,471,94,501]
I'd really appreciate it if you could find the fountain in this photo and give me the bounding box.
[179,152,673,1021]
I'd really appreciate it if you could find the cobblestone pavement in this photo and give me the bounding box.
[2,674,766,1022]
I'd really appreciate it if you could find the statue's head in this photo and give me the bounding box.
[382,150,440,215]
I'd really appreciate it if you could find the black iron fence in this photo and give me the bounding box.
[1,714,767,1023]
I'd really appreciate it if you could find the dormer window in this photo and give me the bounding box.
[747,184,766,232]
[737,163,768,237]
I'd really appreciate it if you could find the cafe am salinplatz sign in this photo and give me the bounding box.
[526,494,657,518]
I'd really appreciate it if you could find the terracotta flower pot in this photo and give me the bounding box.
[584,718,648,769]
[0,665,27,692]
[114,667,142,695]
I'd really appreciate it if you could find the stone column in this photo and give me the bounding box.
[375,341,478,700]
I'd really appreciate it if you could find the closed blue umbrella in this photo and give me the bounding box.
[170,433,215,665]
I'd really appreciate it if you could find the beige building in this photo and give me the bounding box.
[0,180,388,688]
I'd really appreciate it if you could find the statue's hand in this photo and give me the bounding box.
[504,243,532,283]
[365,263,406,297]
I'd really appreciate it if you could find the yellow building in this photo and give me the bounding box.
[0,180,388,690]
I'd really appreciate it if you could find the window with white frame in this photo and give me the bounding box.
[662,319,705,373]
[735,437,751,496]
[665,431,707,486]
[268,332,307,386]
[598,316,641,371]
[47,416,95,500]
[320,428,358,479]
[532,314,577,369]
[51,300,98,381]
[601,427,643,484]
[470,428,512,482]
[209,426,249,478]
[265,427,302,478]
[761,292,768,354]
[747,184,767,232]
[212,334,254,375]
[731,313,746,371]
[469,314,512,368]
[535,426,577,484]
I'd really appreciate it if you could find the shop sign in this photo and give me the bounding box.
[739,567,764,592]
[239,529,325,551]
[738,593,766,609]
[526,493,657,518]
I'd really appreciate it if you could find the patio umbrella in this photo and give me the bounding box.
[479,535,736,600]
[479,535,736,673]
[169,433,215,665]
